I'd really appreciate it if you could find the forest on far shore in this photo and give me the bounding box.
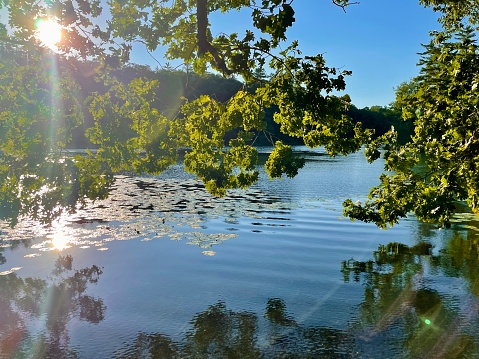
[2,44,412,149]
[72,62,413,148]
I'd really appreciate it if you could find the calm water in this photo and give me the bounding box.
[1,147,479,358]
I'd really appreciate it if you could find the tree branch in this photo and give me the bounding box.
[332,0,359,13]
[196,0,232,75]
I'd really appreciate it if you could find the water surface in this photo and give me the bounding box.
[1,147,478,358]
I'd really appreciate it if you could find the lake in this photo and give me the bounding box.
[1,146,479,358]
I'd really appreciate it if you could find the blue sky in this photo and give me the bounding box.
[129,0,440,109]
[284,0,440,108]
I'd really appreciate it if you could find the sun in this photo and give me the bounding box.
[35,19,62,49]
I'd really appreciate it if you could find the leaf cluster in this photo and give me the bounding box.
[420,0,479,28]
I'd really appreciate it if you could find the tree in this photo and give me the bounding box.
[0,44,117,227]
[2,0,479,227]
[91,0,368,194]
[0,0,368,225]
[344,26,479,228]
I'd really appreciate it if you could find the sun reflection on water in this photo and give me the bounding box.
[0,176,292,256]
[50,230,71,251]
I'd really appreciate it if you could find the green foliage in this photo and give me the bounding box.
[171,92,263,196]
[265,141,305,179]
[102,0,368,156]
[3,0,479,228]
[252,1,295,47]
[344,27,479,228]
[420,0,479,27]
[259,53,371,156]
[87,72,177,174]
[4,0,105,58]
[0,49,114,226]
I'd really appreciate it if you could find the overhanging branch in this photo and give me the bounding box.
[196,0,232,75]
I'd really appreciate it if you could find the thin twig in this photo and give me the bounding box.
[332,0,360,13]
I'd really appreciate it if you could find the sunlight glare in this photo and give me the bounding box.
[35,19,62,49]
[52,232,70,251]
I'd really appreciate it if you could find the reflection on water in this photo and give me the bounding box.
[1,148,479,357]
[115,298,355,358]
[0,174,295,257]
[112,226,479,359]
[0,255,104,359]
[342,231,479,358]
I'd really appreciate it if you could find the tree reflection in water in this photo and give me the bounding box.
[342,229,479,358]
[0,255,105,358]
[3,203,479,357]
[115,298,354,358]
[107,224,479,358]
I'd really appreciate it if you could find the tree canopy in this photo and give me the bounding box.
[345,26,479,228]
[1,0,479,228]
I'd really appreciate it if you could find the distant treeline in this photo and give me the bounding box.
[69,62,239,147]
[72,62,413,148]
[61,61,308,148]
[2,45,412,148]
[346,105,413,145]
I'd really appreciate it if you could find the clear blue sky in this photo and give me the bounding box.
[129,0,440,109]
[285,0,440,108]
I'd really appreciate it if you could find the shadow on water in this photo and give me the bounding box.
[0,255,105,359]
